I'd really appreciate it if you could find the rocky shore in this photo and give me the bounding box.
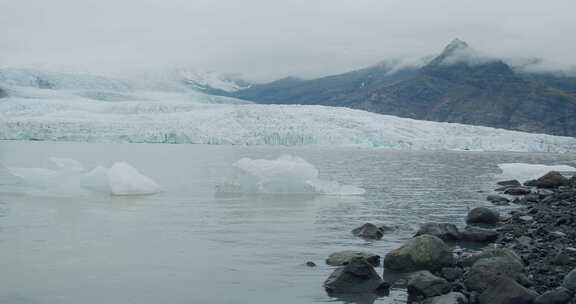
[321,171,576,304]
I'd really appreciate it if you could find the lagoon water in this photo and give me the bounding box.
[1,141,575,304]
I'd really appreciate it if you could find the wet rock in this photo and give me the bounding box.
[535,287,572,304]
[441,267,464,282]
[383,235,454,272]
[562,268,576,290]
[529,171,570,189]
[326,250,380,267]
[421,292,469,304]
[466,207,500,225]
[487,194,511,205]
[324,257,384,294]
[352,223,383,240]
[464,257,525,292]
[415,223,461,242]
[504,187,532,196]
[497,180,522,187]
[460,248,522,267]
[460,226,498,243]
[478,276,538,304]
[407,270,451,298]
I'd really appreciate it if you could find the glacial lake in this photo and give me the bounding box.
[1,141,575,304]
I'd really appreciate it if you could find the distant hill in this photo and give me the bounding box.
[229,39,576,137]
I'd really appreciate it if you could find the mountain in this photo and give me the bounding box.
[228,39,576,137]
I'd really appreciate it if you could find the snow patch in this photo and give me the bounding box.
[496,163,576,182]
[216,155,365,195]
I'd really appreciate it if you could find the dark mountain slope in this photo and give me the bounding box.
[229,39,576,137]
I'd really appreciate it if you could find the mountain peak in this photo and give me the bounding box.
[443,38,469,54]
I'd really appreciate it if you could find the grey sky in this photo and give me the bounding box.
[1,0,575,81]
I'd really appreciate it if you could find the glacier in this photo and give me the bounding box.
[1,68,576,152]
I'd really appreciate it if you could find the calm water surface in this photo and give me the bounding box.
[1,141,575,304]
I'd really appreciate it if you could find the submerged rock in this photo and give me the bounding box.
[407,270,451,298]
[504,187,532,196]
[526,171,569,189]
[324,257,384,294]
[478,277,538,304]
[460,226,498,243]
[326,250,380,267]
[415,223,461,242]
[352,223,383,240]
[487,194,510,205]
[497,180,522,187]
[466,207,500,225]
[383,235,454,272]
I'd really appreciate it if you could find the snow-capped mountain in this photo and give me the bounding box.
[177,69,251,93]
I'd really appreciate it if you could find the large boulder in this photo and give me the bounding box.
[460,248,522,267]
[526,171,569,189]
[414,223,461,242]
[562,268,576,291]
[352,223,383,240]
[464,257,525,292]
[407,270,451,299]
[466,207,500,225]
[478,277,538,304]
[326,250,380,267]
[421,292,469,304]
[535,287,572,304]
[323,257,384,294]
[459,226,498,243]
[383,235,454,272]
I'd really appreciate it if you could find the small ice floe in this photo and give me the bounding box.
[216,155,365,195]
[8,158,161,196]
[497,163,576,182]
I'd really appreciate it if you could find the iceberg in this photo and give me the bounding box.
[216,155,365,195]
[2,68,576,152]
[497,163,576,182]
[7,158,161,196]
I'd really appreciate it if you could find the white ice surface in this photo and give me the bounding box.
[7,158,161,196]
[217,155,365,195]
[2,68,576,152]
[497,163,576,182]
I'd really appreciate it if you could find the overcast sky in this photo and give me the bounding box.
[1,0,575,81]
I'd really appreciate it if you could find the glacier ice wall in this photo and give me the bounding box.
[1,68,576,152]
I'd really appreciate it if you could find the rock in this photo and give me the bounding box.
[487,194,511,205]
[550,231,567,238]
[464,257,525,292]
[323,257,384,294]
[504,187,532,196]
[326,250,381,267]
[421,292,469,304]
[306,261,316,267]
[562,268,576,290]
[441,267,464,282]
[530,171,570,189]
[352,223,383,240]
[460,248,523,267]
[460,226,498,243]
[519,215,534,222]
[478,276,538,304]
[466,207,500,225]
[383,235,454,272]
[407,270,451,298]
[516,236,532,247]
[415,223,461,241]
[552,252,571,266]
[0,87,7,98]
[535,287,572,304]
[497,180,522,187]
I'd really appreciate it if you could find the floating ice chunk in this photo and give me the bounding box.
[6,158,160,196]
[107,162,161,196]
[497,163,576,182]
[218,155,365,195]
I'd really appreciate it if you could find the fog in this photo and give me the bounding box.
[1,0,575,81]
